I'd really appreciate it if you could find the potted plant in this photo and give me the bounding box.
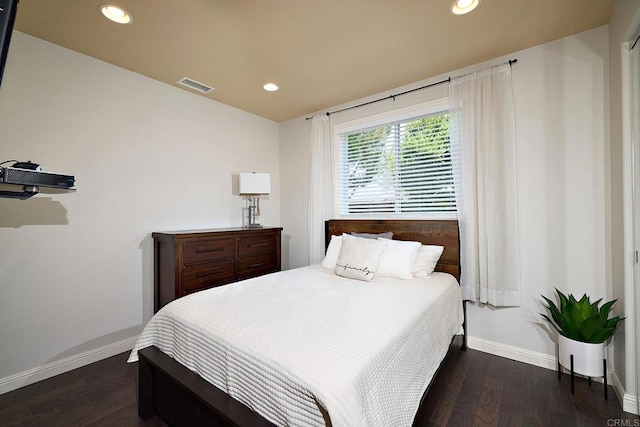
[541,289,624,377]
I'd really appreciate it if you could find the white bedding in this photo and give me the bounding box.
[128,264,463,427]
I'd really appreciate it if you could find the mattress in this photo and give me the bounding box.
[129,264,463,427]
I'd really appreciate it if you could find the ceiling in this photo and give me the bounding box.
[13,0,616,123]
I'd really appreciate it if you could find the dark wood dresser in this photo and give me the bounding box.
[152,227,282,312]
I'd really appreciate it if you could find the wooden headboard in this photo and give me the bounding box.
[325,219,460,281]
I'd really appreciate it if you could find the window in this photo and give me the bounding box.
[336,102,455,218]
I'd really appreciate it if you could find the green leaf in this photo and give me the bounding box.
[541,296,561,317]
[577,293,589,305]
[565,302,585,332]
[541,295,567,332]
[556,289,569,311]
[590,327,617,344]
[590,298,602,317]
[599,300,617,322]
[541,295,557,311]
[579,315,604,342]
[577,295,592,320]
[605,316,624,329]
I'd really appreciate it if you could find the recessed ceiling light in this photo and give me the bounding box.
[263,83,279,92]
[99,4,133,24]
[450,0,480,15]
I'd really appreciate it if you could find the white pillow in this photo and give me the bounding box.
[322,234,342,269]
[377,238,421,279]
[334,234,387,282]
[412,245,445,278]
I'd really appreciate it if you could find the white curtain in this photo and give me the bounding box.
[449,63,521,306]
[308,115,333,264]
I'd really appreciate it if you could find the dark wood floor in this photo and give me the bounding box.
[0,344,637,426]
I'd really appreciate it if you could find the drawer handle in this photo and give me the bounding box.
[248,262,269,269]
[196,268,225,278]
[196,247,225,254]
[248,242,270,248]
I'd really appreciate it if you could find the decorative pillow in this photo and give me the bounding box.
[377,238,422,279]
[321,234,342,269]
[412,245,445,278]
[351,231,393,240]
[334,234,387,282]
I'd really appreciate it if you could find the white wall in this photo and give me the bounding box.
[279,118,310,270]
[0,32,279,392]
[609,0,640,411]
[469,25,608,358]
[280,25,610,370]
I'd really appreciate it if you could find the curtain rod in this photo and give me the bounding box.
[305,58,518,120]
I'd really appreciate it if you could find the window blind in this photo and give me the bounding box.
[338,112,455,217]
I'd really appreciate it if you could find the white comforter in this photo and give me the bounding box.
[128,264,463,427]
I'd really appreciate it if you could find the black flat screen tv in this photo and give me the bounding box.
[0,0,19,89]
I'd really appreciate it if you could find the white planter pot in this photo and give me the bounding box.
[558,334,605,377]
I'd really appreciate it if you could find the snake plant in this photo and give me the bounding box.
[541,288,624,344]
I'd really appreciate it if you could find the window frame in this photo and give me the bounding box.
[332,98,455,220]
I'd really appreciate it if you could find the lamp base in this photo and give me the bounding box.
[242,206,264,228]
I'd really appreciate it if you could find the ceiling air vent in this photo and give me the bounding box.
[177,77,214,94]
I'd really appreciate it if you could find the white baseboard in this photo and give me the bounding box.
[467,336,639,415]
[0,336,138,395]
[467,336,557,371]
[611,370,640,415]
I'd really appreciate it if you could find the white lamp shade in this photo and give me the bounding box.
[239,173,271,195]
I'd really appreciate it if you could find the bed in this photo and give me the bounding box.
[130,219,465,426]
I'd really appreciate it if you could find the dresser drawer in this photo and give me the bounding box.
[183,238,235,266]
[154,227,282,312]
[238,233,277,256]
[182,259,235,291]
[238,253,277,279]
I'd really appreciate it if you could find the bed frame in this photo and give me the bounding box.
[138,219,465,426]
